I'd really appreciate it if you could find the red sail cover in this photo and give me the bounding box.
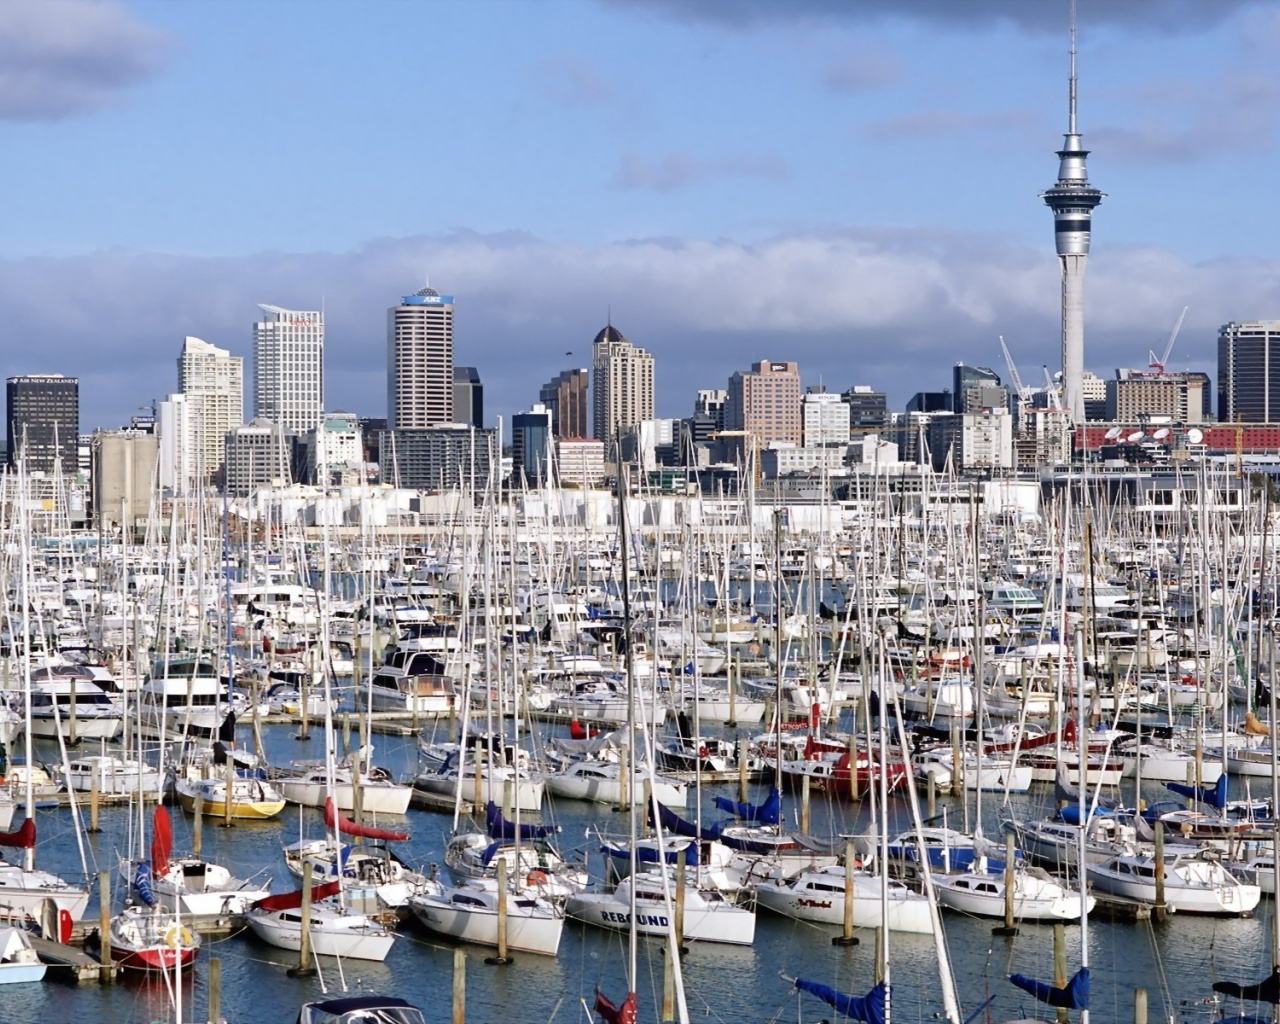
[253,880,342,913]
[323,797,409,842]
[0,818,35,849]
[594,989,637,1024]
[151,805,173,877]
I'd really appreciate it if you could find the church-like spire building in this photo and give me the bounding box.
[1042,0,1104,424]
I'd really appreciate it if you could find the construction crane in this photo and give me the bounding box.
[1148,305,1189,375]
[1042,366,1062,411]
[998,335,1031,405]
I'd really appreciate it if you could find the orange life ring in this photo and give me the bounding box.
[527,870,549,887]
[698,745,709,758]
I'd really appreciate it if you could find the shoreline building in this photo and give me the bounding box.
[6,374,79,475]
[388,287,454,429]
[1042,12,1104,423]
[178,336,243,484]
[539,368,589,440]
[725,360,802,449]
[253,305,324,436]
[1219,321,1280,423]
[453,366,483,428]
[591,324,654,453]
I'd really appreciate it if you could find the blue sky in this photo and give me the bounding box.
[3,0,1279,431]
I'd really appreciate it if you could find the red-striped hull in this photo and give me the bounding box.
[116,944,199,973]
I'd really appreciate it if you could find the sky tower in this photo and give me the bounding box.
[1042,1,1104,424]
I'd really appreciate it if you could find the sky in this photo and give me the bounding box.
[4,0,1280,433]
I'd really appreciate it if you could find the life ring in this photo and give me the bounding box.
[165,925,193,949]
[526,870,549,887]
[698,745,709,758]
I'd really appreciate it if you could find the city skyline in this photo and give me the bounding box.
[2,1,1279,432]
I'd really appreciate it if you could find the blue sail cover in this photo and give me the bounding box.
[1009,966,1090,1009]
[601,840,701,868]
[134,862,155,907]
[651,799,723,841]
[1213,968,1280,1004]
[795,978,887,1024]
[713,787,781,826]
[486,801,558,840]
[1165,774,1228,809]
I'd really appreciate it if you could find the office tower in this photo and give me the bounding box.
[157,393,198,495]
[177,336,243,483]
[511,404,553,485]
[6,374,79,474]
[725,361,802,447]
[306,412,364,486]
[556,437,606,488]
[538,368,590,439]
[1105,371,1206,424]
[953,363,1006,415]
[224,418,291,496]
[906,391,951,414]
[453,366,483,428]
[802,391,850,447]
[379,424,496,490]
[1042,9,1104,423]
[591,324,654,451]
[253,305,324,436]
[1218,321,1280,422]
[843,386,889,430]
[387,287,454,429]
[1081,371,1108,420]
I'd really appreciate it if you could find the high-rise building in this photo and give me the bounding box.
[725,361,802,447]
[178,336,243,483]
[843,386,890,431]
[802,391,850,447]
[1081,371,1108,420]
[6,374,79,475]
[380,424,496,490]
[224,418,291,496]
[453,366,483,428]
[511,404,553,485]
[592,324,654,452]
[157,392,198,494]
[1105,371,1206,424]
[953,363,1005,415]
[1218,321,1280,423]
[538,368,590,439]
[906,391,951,414]
[556,437,606,488]
[1042,11,1104,423]
[305,412,364,486]
[253,305,323,436]
[388,287,454,429]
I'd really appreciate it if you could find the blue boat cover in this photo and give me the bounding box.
[485,801,558,840]
[1010,966,1089,1009]
[795,978,887,1024]
[1213,968,1280,1004]
[600,841,700,868]
[713,787,780,826]
[134,862,155,907]
[1165,774,1228,809]
[652,800,723,842]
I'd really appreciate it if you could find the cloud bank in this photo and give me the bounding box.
[2,228,1272,431]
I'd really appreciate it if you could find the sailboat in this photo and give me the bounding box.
[245,876,395,962]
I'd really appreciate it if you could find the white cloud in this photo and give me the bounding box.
[612,152,788,191]
[0,0,169,120]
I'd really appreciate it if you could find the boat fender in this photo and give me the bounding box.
[698,745,709,758]
[165,925,193,949]
[527,870,549,887]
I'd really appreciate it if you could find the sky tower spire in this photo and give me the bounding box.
[1042,0,1104,424]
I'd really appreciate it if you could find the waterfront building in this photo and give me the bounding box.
[453,366,483,428]
[556,437,606,488]
[511,404,553,485]
[953,364,1005,415]
[379,424,496,490]
[305,412,364,486]
[1081,371,1107,420]
[6,373,79,475]
[1042,12,1104,422]
[253,305,323,436]
[725,360,802,449]
[92,428,158,534]
[802,391,850,448]
[592,324,654,451]
[157,392,199,494]
[1105,371,1206,424]
[906,391,951,414]
[539,368,589,440]
[929,410,1014,471]
[388,287,454,429]
[225,418,291,496]
[1218,320,1280,423]
[843,386,890,431]
[762,444,846,479]
[178,336,243,483]
[622,418,680,473]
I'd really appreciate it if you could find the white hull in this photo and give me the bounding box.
[409,891,563,956]
[246,904,395,961]
[934,871,1093,921]
[277,778,412,815]
[565,890,754,945]
[545,763,686,808]
[753,870,932,934]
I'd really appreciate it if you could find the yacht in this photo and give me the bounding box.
[138,655,228,741]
